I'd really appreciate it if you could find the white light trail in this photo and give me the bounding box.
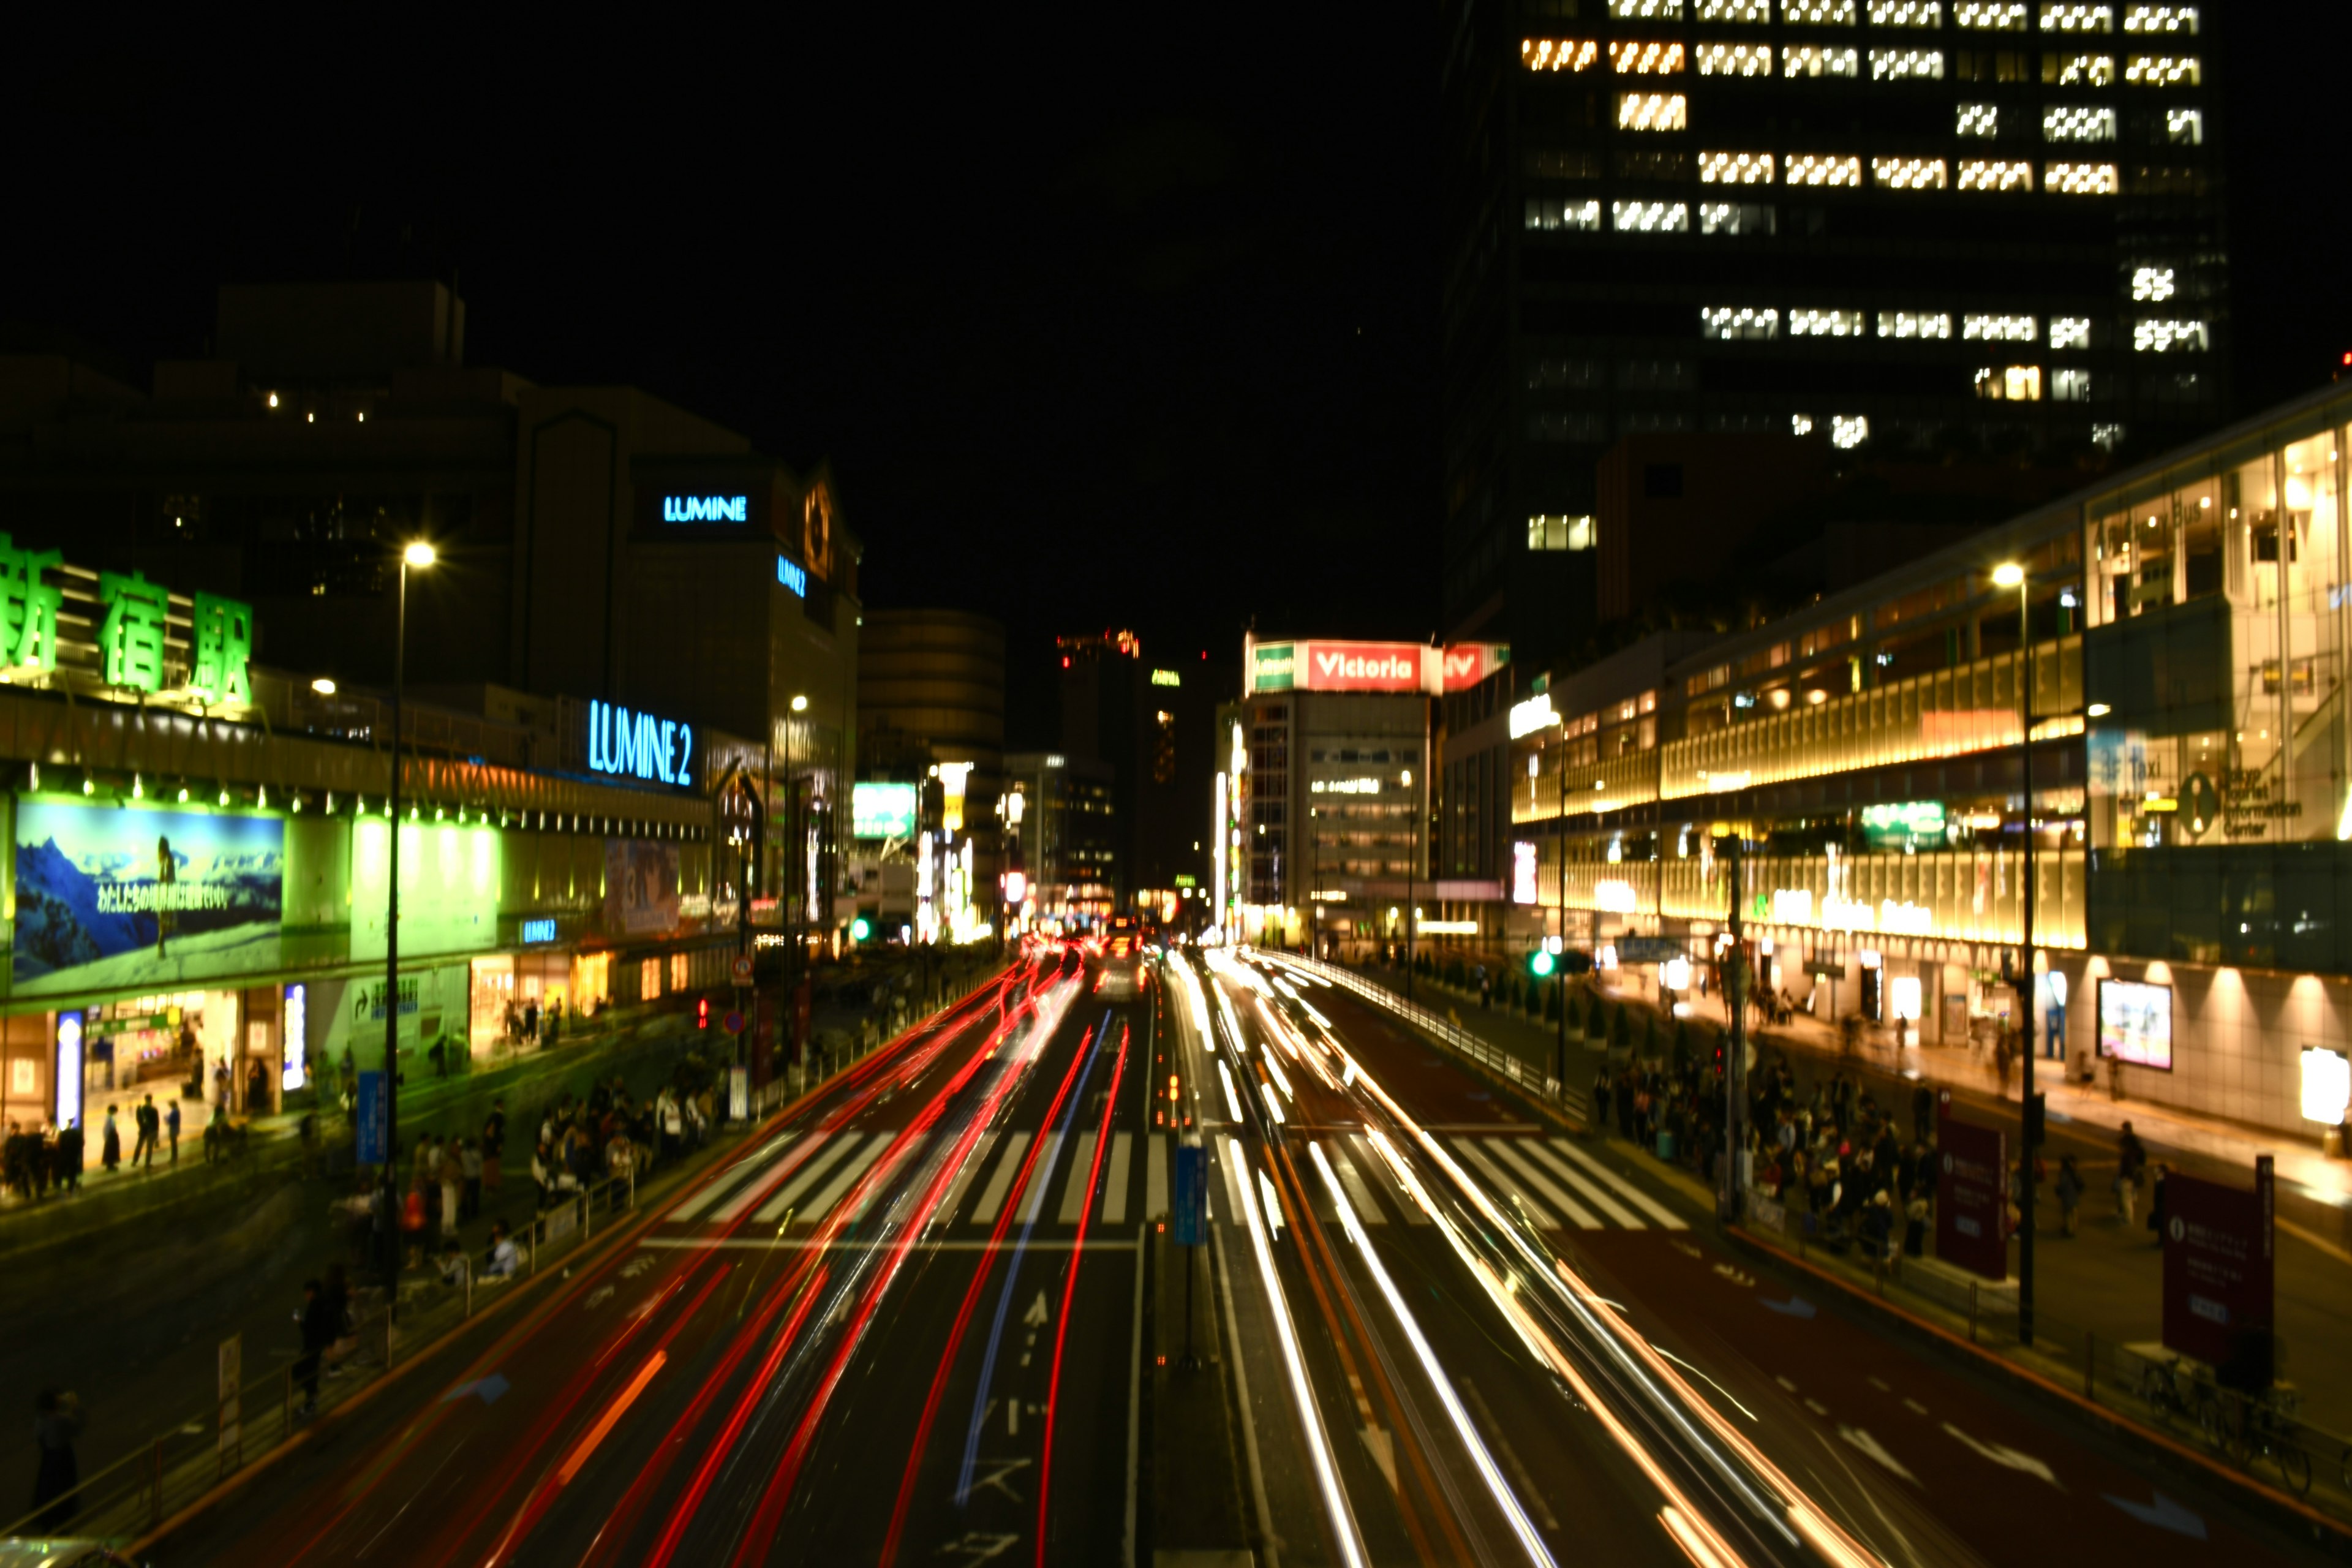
[1217,1061,1246,1124]
[1227,1135,1367,1568]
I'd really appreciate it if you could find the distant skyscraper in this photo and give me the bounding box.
[1440,0,2225,664]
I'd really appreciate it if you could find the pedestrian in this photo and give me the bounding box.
[295,1279,336,1417]
[2116,1119,2146,1225]
[30,1388,83,1531]
[132,1093,158,1168]
[460,1137,483,1222]
[485,1219,521,1278]
[524,1000,540,1042]
[2147,1161,2169,1246]
[2056,1154,2084,1237]
[213,1057,230,1109]
[483,1100,506,1193]
[165,1098,181,1164]
[55,1120,82,1193]
[439,1140,464,1242]
[100,1106,121,1172]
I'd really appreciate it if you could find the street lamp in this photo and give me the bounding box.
[1993,558,2040,1346]
[381,540,434,1295]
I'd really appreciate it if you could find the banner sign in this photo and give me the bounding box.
[2163,1157,2275,1390]
[13,801,284,994]
[852,781,919,839]
[1935,1116,2008,1281]
[355,1070,386,1165]
[605,840,682,937]
[1173,1141,1208,1246]
[1245,638,1510,696]
[2099,978,2173,1071]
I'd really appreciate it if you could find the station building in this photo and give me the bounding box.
[1488,378,2352,1139]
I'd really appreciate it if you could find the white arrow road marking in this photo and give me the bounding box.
[2105,1491,2207,1539]
[1023,1291,1049,1329]
[1671,1239,1703,1261]
[968,1458,1032,1504]
[1711,1263,1755,1287]
[1839,1425,1920,1485]
[937,1531,1022,1564]
[1943,1423,2062,1487]
[620,1256,655,1279]
[585,1285,615,1309]
[1359,1426,1398,1493]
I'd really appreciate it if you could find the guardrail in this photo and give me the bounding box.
[1258,951,1563,1106]
[1736,1190,2352,1520]
[1,1167,642,1545]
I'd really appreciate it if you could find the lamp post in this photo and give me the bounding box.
[1992,559,2038,1345]
[381,540,434,1294]
[783,694,806,1077]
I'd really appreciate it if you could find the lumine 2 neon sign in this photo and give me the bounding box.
[662,495,748,523]
[587,699,695,788]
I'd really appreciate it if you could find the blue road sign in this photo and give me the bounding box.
[1172,1140,1208,1247]
[355,1071,386,1166]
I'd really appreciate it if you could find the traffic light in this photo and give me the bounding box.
[851,916,872,942]
[696,997,710,1030]
[1529,949,1556,979]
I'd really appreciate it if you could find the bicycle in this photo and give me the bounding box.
[2204,1389,2313,1495]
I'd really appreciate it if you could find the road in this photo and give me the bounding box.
[153,941,2329,1566]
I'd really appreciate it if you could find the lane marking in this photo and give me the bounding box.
[1057,1132,1100,1223]
[669,1133,795,1221]
[1146,1133,1170,1218]
[1521,1140,1645,1228]
[934,1129,1003,1227]
[1102,1131,1134,1224]
[1839,1425,1918,1485]
[1328,1145,1390,1225]
[1544,1139,1688,1229]
[711,1131,830,1223]
[1943,1422,2060,1486]
[1453,1138,1562,1229]
[1487,1138,1604,1228]
[1215,1142,1245,1225]
[1016,1131,1066,1224]
[752,1133,859,1223]
[1349,1134,1430,1224]
[969,1131,1035,1224]
[850,1133,930,1222]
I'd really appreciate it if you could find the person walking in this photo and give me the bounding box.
[2116,1120,2147,1226]
[2147,1161,2170,1247]
[482,1101,507,1193]
[55,1120,83,1193]
[2055,1154,2084,1237]
[295,1279,336,1418]
[100,1106,121,1173]
[31,1388,83,1530]
[132,1094,159,1168]
[439,1140,464,1243]
[165,1098,181,1164]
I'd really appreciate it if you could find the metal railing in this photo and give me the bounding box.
[1735,1190,2352,1519]
[1,1167,641,1545]
[1264,952,1564,1104]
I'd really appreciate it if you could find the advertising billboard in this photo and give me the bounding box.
[2098,978,2173,1070]
[1934,1116,2008,1281]
[1439,643,1509,692]
[605,839,681,937]
[2163,1158,2275,1392]
[13,801,284,994]
[350,820,501,962]
[852,782,919,839]
[1303,642,1427,692]
[1245,639,1511,696]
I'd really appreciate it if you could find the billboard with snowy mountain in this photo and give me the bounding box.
[13,801,285,993]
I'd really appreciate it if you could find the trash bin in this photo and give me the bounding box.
[1656,1130,1676,1161]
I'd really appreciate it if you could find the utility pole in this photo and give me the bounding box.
[1725,832,1747,1221]
[1555,716,1567,1095]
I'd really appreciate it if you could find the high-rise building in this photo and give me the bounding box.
[1440,0,2226,665]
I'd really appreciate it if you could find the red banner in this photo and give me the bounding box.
[1305,642,1426,692]
[1440,643,1508,692]
[1935,1115,2008,1281]
[2163,1156,2275,1390]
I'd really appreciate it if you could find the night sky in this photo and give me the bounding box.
[6,7,2345,747]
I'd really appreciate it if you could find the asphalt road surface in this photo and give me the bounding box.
[154,941,2331,1566]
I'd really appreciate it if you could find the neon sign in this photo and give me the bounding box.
[1151,668,1181,687]
[663,495,748,523]
[586,699,695,788]
[777,556,808,596]
[521,918,557,943]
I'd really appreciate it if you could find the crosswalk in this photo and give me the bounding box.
[657,1125,1684,1238]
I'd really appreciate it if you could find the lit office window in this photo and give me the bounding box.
[1870,0,1941,23]
[2052,369,2094,401]
[1702,305,1781,339]
[2046,160,2120,194]
[1954,1,2025,24]
[1698,0,1771,18]
[2092,423,2125,450]
[1871,48,1945,78]
[2044,105,2116,141]
[1699,151,1776,183]
[2133,318,2207,352]
[1528,515,1598,551]
[2166,107,2203,143]
[1958,159,2034,190]
[2131,265,2176,302]
[2049,316,2093,349]
[1873,156,1947,189]
[1831,414,1871,448]
[1785,153,1863,186]
[1792,413,1817,434]
[2124,54,2199,84]
[1698,202,1777,234]
[2122,4,2195,31]
[1611,0,1686,15]
[1697,42,1774,74]
[1975,364,2043,399]
[1790,309,1867,337]
[1613,200,1691,232]
[1522,38,1601,70]
[1618,92,1689,130]
[1964,313,2037,341]
[2040,3,2112,29]
[1956,102,1999,135]
[1878,311,1953,339]
[1785,46,1861,76]
[1785,0,1858,21]
[1526,197,1605,230]
[2046,53,2114,84]
[1610,39,1687,72]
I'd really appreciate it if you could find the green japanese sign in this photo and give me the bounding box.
[100,571,171,692]
[0,534,66,671]
[190,594,254,703]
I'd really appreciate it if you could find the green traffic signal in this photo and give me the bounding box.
[851,917,872,941]
[1529,949,1556,979]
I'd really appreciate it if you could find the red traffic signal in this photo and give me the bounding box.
[696,997,710,1030]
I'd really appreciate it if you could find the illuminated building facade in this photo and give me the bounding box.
[1504,380,2352,1137]
[1442,0,2226,663]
